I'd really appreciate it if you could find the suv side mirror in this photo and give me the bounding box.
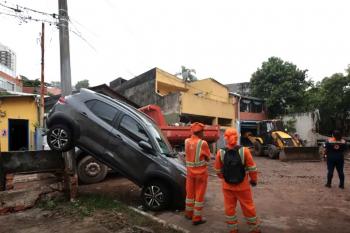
[139,140,153,152]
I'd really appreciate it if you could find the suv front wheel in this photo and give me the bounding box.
[141,181,170,211]
[47,124,74,152]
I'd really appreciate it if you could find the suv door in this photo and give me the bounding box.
[107,114,155,185]
[79,99,119,158]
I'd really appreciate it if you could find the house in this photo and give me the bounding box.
[230,93,268,145]
[0,93,40,152]
[231,93,267,121]
[110,67,236,128]
[0,43,22,92]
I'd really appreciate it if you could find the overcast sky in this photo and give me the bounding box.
[1,0,350,87]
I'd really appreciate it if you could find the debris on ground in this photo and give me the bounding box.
[4,194,182,233]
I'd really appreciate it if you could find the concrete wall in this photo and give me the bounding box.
[283,112,317,146]
[115,69,181,123]
[155,92,181,123]
[187,79,230,103]
[180,92,235,126]
[117,77,157,107]
[155,69,187,96]
[115,67,236,127]
[0,97,39,151]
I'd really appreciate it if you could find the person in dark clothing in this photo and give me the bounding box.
[324,130,346,189]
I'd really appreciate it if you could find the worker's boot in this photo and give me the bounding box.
[339,184,345,189]
[325,183,331,188]
[193,217,207,226]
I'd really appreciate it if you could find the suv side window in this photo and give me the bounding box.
[119,115,149,142]
[85,100,119,125]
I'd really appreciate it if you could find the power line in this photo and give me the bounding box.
[0,2,96,50]
[0,0,56,17]
[0,10,57,24]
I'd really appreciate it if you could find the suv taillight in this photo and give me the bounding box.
[58,96,66,104]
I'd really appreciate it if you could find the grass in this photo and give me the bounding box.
[38,194,182,233]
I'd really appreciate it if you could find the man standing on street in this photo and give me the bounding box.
[184,122,211,225]
[215,128,261,233]
[325,130,346,189]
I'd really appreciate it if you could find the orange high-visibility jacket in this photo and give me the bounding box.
[215,147,258,191]
[185,135,211,176]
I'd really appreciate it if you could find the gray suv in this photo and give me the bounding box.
[46,88,186,210]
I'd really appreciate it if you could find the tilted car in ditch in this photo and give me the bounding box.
[46,88,186,210]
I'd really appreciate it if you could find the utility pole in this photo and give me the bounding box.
[40,22,45,128]
[58,0,72,96]
[58,0,77,201]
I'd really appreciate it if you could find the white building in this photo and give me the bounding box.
[0,43,21,92]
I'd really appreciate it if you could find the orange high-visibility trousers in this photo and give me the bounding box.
[185,174,208,222]
[223,188,260,233]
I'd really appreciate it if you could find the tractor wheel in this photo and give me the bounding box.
[253,141,263,156]
[268,145,279,159]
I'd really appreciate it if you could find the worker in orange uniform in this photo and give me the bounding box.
[184,122,211,225]
[215,128,261,233]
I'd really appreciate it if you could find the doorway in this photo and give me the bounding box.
[8,119,29,151]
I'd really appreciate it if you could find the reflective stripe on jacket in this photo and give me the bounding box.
[185,135,211,176]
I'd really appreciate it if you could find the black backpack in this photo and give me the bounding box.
[222,146,246,184]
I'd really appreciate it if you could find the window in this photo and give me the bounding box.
[86,100,119,125]
[251,101,263,113]
[119,115,149,142]
[85,100,96,109]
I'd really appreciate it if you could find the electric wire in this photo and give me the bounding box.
[0,1,96,51]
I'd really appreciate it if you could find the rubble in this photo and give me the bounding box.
[0,173,65,215]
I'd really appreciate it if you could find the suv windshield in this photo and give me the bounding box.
[147,122,173,155]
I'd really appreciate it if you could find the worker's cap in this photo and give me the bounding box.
[191,122,205,133]
[224,128,239,145]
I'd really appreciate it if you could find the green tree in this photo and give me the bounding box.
[75,79,90,91]
[250,57,311,118]
[316,72,350,135]
[50,81,61,88]
[20,75,41,87]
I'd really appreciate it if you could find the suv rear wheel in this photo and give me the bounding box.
[47,124,73,152]
[77,155,108,184]
[141,181,170,211]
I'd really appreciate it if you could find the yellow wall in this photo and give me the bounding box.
[187,78,230,103]
[155,68,188,96]
[180,92,235,126]
[153,68,236,126]
[0,97,39,152]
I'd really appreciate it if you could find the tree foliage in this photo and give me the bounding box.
[75,79,90,91]
[250,57,311,117]
[50,81,61,88]
[314,72,350,135]
[20,75,41,87]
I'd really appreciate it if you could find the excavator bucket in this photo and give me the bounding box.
[279,146,321,162]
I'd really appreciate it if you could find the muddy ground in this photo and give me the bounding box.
[1,156,349,233]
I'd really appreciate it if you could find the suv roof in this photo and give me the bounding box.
[80,88,155,126]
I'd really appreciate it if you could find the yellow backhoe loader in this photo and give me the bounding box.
[246,120,320,161]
